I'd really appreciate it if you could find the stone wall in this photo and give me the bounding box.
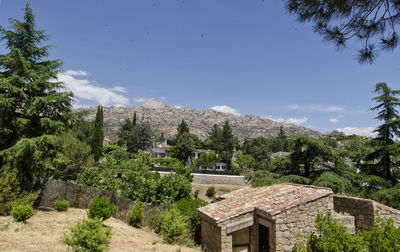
[272,194,333,252]
[201,214,222,252]
[36,179,168,224]
[334,195,376,230]
[373,202,400,227]
[157,171,247,185]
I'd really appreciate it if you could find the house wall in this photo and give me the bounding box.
[201,215,222,252]
[333,195,376,230]
[272,195,333,252]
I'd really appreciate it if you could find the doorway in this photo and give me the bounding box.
[259,224,269,252]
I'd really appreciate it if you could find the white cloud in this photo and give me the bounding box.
[329,118,339,123]
[111,86,128,93]
[63,70,88,76]
[160,96,167,100]
[133,97,154,103]
[285,104,346,112]
[210,105,241,116]
[58,70,130,107]
[286,117,308,125]
[264,115,285,123]
[336,127,376,137]
[174,105,182,109]
[264,115,308,125]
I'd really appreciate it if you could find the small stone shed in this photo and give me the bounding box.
[198,184,344,252]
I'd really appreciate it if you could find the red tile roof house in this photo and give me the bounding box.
[198,183,400,252]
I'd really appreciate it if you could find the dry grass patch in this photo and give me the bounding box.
[0,208,199,252]
[192,183,246,202]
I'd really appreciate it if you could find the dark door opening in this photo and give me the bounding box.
[259,224,269,252]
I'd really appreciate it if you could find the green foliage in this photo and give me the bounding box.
[230,162,243,175]
[117,117,135,146]
[91,106,104,161]
[87,197,118,221]
[152,158,183,169]
[306,212,366,251]
[360,215,400,251]
[193,151,220,169]
[176,119,190,140]
[206,186,216,198]
[127,202,144,227]
[127,122,154,153]
[103,145,130,160]
[313,172,352,194]
[242,137,271,162]
[170,132,195,163]
[280,174,311,184]
[234,151,255,172]
[366,83,400,179]
[54,200,70,212]
[270,156,291,174]
[11,204,34,223]
[208,124,224,153]
[245,170,281,187]
[160,208,191,245]
[148,208,165,234]
[172,198,207,243]
[371,186,400,210]
[0,190,40,216]
[193,190,199,199]
[62,218,111,252]
[76,159,192,205]
[0,3,73,151]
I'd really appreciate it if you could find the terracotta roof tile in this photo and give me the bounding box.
[198,183,332,223]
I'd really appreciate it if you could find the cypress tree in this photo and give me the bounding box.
[91,105,104,161]
[176,119,189,139]
[0,2,73,150]
[132,111,137,126]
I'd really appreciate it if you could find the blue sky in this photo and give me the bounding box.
[1,0,399,136]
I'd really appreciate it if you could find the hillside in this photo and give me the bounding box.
[77,100,322,142]
[0,208,199,252]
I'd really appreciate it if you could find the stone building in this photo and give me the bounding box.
[198,183,400,252]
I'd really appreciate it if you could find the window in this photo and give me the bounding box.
[232,228,250,252]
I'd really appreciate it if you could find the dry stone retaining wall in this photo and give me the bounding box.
[157,171,247,185]
[36,179,168,224]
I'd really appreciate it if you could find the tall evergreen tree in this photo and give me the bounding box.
[278,126,287,139]
[176,119,189,139]
[127,122,154,153]
[132,111,137,126]
[222,121,234,153]
[366,83,400,179]
[0,2,73,150]
[91,105,104,161]
[208,124,223,154]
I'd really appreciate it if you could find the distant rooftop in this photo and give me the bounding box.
[198,184,332,224]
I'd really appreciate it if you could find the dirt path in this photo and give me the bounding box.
[0,208,200,252]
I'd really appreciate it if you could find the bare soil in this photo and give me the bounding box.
[0,208,200,252]
[191,183,246,202]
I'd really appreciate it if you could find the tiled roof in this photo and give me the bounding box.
[198,184,332,223]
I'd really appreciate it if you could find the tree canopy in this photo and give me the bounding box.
[285,0,400,63]
[0,2,73,150]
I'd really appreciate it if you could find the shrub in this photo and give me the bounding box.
[63,218,111,252]
[161,208,191,245]
[54,200,70,212]
[193,190,199,199]
[148,208,165,234]
[0,190,40,216]
[127,202,144,227]
[11,205,34,223]
[206,187,216,198]
[360,215,400,251]
[87,197,118,221]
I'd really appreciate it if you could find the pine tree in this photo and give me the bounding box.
[0,2,73,150]
[132,111,137,126]
[366,83,400,179]
[91,105,104,161]
[176,119,189,139]
[278,126,287,139]
[208,124,223,154]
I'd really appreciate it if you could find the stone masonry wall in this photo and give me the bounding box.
[36,179,169,224]
[201,215,221,252]
[373,202,400,227]
[273,195,333,252]
[157,171,247,185]
[333,195,376,230]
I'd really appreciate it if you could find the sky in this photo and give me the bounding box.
[1,0,399,136]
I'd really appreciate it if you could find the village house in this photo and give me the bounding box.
[198,183,400,252]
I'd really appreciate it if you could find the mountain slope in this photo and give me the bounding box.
[78,100,322,141]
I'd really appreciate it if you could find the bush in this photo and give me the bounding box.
[54,200,70,212]
[148,208,165,234]
[11,205,34,223]
[127,202,144,227]
[206,187,216,198]
[360,215,400,251]
[160,208,191,245]
[63,218,111,252]
[193,190,199,199]
[87,197,118,221]
[0,190,40,216]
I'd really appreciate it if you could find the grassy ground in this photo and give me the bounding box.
[191,183,246,202]
[0,208,200,252]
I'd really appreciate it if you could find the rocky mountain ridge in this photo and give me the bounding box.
[77,100,322,142]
